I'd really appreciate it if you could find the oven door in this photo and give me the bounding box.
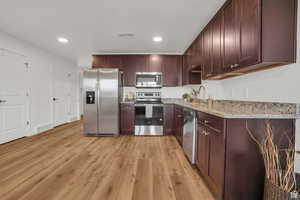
[134,104,163,136]
[135,72,162,88]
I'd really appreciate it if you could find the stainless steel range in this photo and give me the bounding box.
[134,91,163,136]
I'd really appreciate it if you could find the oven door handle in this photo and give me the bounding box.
[134,104,147,107]
[134,104,163,107]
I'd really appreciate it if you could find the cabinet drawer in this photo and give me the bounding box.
[121,103,134,110]
[197,112,224,133]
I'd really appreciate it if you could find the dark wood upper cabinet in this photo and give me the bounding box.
[92,55,107,68]
[182,53,190,85]
[182,47,202,85]
[92,55,123,69]
[93,55,184,86]
[148,55,163,72]
[106,55,123,68]
[122,55,137,86]
[122,55,149,86]
[163,55,182,86]
[211,11,223,77]
[134,55,149,72]
[235,0,261,69]
[186,0,297,80]
[202,24,213,79]
[222,0,238,73]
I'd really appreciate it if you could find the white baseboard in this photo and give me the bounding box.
[34,123,53,135]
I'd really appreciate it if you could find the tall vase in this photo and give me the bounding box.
[264,178,300,200]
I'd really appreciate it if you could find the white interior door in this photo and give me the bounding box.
[0,50,29,144]
[52,65,69,127]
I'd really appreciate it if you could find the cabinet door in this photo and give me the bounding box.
[122,55,148,86]
[163,104,174,136]
[202,24,213,79]
[149,55,163,72]
[163,56,182,86]
[92,55,107,68]
[212,11,223,76]
[207,127,225,199]
[120,104,135,135]
[105,55,123,69]
[122,56,136,86]
[182,54,189,85]
[223,0,237,73]
[174,106,184,145]
[236,0,261,68]
[136,55,149,72]
[196,124,209,175]
[92,55,123,69]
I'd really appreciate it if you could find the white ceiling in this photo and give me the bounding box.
[0,0,225,62]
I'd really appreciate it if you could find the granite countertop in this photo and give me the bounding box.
[120,99,135,104]
[162,99,300,119]
[120,98,300,119]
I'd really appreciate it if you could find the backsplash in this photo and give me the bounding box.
[123,85,202,99]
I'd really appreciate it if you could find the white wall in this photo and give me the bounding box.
[0,30,80,136]
[203,64,300,103]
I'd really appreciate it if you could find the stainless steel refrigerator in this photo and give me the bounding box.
[83,68,122,136]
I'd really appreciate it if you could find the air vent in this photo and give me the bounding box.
[118,33,135,37]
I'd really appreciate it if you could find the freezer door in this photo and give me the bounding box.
[98,69,119,135]
[83,69,99,135]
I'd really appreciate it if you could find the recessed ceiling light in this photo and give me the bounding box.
[57,37,69,44]
[153,36,163,42]
[118,33,135,37]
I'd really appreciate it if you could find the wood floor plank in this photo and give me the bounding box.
[0,122,215,200]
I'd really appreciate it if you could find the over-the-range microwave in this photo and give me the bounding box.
[135,72,162,88]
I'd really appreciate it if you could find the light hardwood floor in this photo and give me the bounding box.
[0,121,215,200]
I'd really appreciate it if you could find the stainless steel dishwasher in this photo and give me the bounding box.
[183,108,197,164]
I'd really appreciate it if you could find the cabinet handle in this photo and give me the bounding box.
[204,120,210,124]
[177,115,183,118]
[0,100,7,103]
[202,130,210,136]
[206,74,212,77]
[230,64,240,69]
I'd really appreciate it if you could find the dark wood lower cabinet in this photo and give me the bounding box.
[174,105,184,145]
[163,104,175,136]
[197,114,225,200]
[196,111,295,200]
[196,124,209,175]
[120,103,135,135]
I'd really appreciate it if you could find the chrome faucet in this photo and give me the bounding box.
[198,84,207,99]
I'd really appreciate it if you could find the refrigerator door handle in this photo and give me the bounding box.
[96,81,100,133]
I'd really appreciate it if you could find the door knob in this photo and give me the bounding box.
[53,98,58,101]
[0,100,7,103]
